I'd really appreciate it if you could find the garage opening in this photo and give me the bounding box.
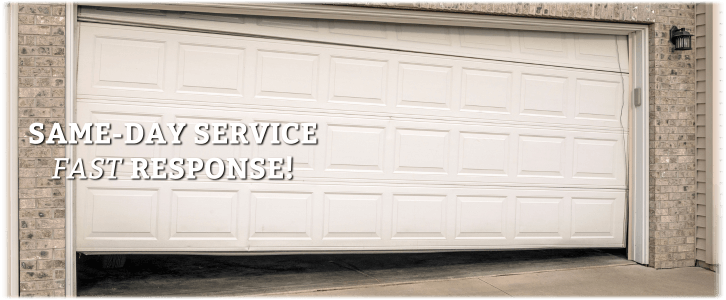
[76,248,630,296]
[73,7,630,256]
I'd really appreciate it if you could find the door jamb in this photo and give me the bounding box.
[6,3,19,297]
[65,2,78,297]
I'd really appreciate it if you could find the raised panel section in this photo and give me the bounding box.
[324,193,381,239]
[397,63,452,109]
[177,44,244,96]
[392,195,446,239]
[459,28,512,51]
[456,196,506,239]
[516,197,563,238]
[519,31,567,57]
[171,190,237,239]
[395,129,449,174]
[250,192,312,239]
[86,189,157,239]
[329,57,387,105]
[256,51,319,101]
[575,34,618,62]
[576,79,619,120]
[326,125,385,172]
[518,135,565,178]
[571,198,615,238]
[459,132,509,176]
[94,37,165,91]
[573,139,617,179]
[396,24,451,45]
[461,69,511,113]
[521,74,567,117]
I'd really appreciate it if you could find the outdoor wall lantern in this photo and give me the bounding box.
[670,26,693,50]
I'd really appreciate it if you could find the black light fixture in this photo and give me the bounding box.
[670,26,693,50]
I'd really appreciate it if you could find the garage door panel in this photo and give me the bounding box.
[93,36,166,92]
[76,181,624,251]
[394,128,450,174]
[515,196,566,238]
[78,24,626,132]
[76,183,250,251]
[80,8,630,72]
[176,43,245,96]
[325,124,386,172]
[460,68,513,113]
[170,190,239,240]
[324,193,383,239]
[329,56,388,106]
[83,188,159,239]
[458,132,510,176]
[517,135,568,178]
[76,101,626,188]
[76,21,629,253]
[249,191,314,240]
[256,50,320,101]
[397,62,454,110]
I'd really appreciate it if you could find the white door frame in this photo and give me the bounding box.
[6,3,19,297]
[57,3,649,295]
[65,2,78,297]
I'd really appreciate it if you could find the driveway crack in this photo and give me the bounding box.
[328,260,381,284]
[478,277,512,297]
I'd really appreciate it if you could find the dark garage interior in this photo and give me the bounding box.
[76,248,629,296]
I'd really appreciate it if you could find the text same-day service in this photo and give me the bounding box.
[28,122,318,180]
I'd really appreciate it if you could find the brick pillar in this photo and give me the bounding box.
[648,3,697,269]
[17,3,67,296]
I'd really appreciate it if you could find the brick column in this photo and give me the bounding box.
[17,3,67,296]
[648,3,697,269]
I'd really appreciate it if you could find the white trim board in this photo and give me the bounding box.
[2,3,10,299]
[85,3,648,36]
[6,3,19,297]
[65,3,78,297]
[628,29,649,265]
[63,5,651,294]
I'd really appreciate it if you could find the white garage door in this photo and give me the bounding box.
[74,15,629,252]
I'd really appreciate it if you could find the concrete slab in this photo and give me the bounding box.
[285,278,508,297]
[483,265,717,297]
[291,265,717,297]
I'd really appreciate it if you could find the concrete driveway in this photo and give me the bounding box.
[76,248,717,297]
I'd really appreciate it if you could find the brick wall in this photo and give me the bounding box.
[349,2,697,269]
[348,3,658,22]
[17,3,67,297]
